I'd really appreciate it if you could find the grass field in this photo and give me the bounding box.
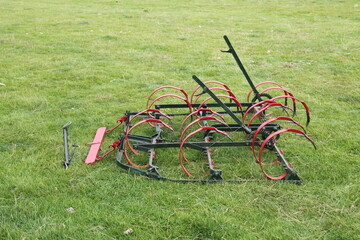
[1,0,359,239]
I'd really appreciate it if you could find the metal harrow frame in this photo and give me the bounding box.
[85,36,316,184]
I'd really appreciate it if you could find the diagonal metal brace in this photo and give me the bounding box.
[192,75,252,134]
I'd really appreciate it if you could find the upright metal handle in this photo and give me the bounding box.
[222,35,262,102]
[62,122,78,169]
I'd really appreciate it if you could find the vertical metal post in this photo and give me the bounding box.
[62,122,72,169]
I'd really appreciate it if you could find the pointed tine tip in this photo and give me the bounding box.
[295,133,317,150]
[306,115,310,127]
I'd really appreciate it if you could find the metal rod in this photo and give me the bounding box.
[134,141,259,149]
[62,122,72,169]
[192,75,252,134]
[222,35,262,102]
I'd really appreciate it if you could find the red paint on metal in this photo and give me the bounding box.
[242,100,280,122]
[246,81,284,102]
[190,81,231,103]
[246,102,294,126]
[85,127,107,165]
[180,116,228,142]
[192,87,236,105]
[124,118,174,168]
[179,127,229,177]
[106,115,128,134]
[250,116,305,163]
[198,94,243,113]
[271,95,311,126]
[147,86,189,109]
[148,93,193,113]
[258,128,316,180]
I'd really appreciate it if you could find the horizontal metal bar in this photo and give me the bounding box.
[127,134,154,143]
[155,102,253,109]
[134,141,259,150]
[211,123,281,132]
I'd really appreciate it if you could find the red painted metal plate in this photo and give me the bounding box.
[84,127,107,165]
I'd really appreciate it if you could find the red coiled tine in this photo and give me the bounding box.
[258,128,316,180]
[193,87,236,105]
[148,94,193,112]
[246,102,294,126]
[180,116,229,142]
[179,126,229,177]
[242,100,282,122]
[271,95,311,126]
[180,108,225,132]
[146,86,189,109]
[124,118,174,168]
[259,86,296,109]
[198,94,243,114]
[126,108,172,130]
[250,116,306,163]
[246,81,284,102]
[190,80,231,104]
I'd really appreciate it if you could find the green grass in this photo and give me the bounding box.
[1,0,359,239]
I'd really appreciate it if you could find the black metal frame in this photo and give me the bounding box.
[114,36,303,184]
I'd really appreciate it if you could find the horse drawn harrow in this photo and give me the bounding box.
[85,36,316,183]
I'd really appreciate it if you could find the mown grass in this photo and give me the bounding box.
[1,0,359,239]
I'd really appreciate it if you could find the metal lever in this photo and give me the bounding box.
[221,35,263,102]
[220,49,232,53]
[62,122,79,169]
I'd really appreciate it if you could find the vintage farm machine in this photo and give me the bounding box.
[85,36,316,183]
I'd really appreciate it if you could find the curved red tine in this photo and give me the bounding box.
[242,100,281,122]
[146,86,189,109]
[260,162,289,180]
[124,118,174,168]
[180,116,229,142]
[128,108,172,130]
[246,81,284,102]
[271,95,311,126]
[109,107,172,135]
[190,80,231,104]
[123,145,150,168]
[250,116,306,163]
[126,118,174,154]
[198,94,243,113]
[148,93,193,112]
[246,102,294,126]
[131,108,172,122]
[258,128,316,180]
[180,108,225,133]
[259,86,295,108]
[179,126,229,177]
[193,87,236,105]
